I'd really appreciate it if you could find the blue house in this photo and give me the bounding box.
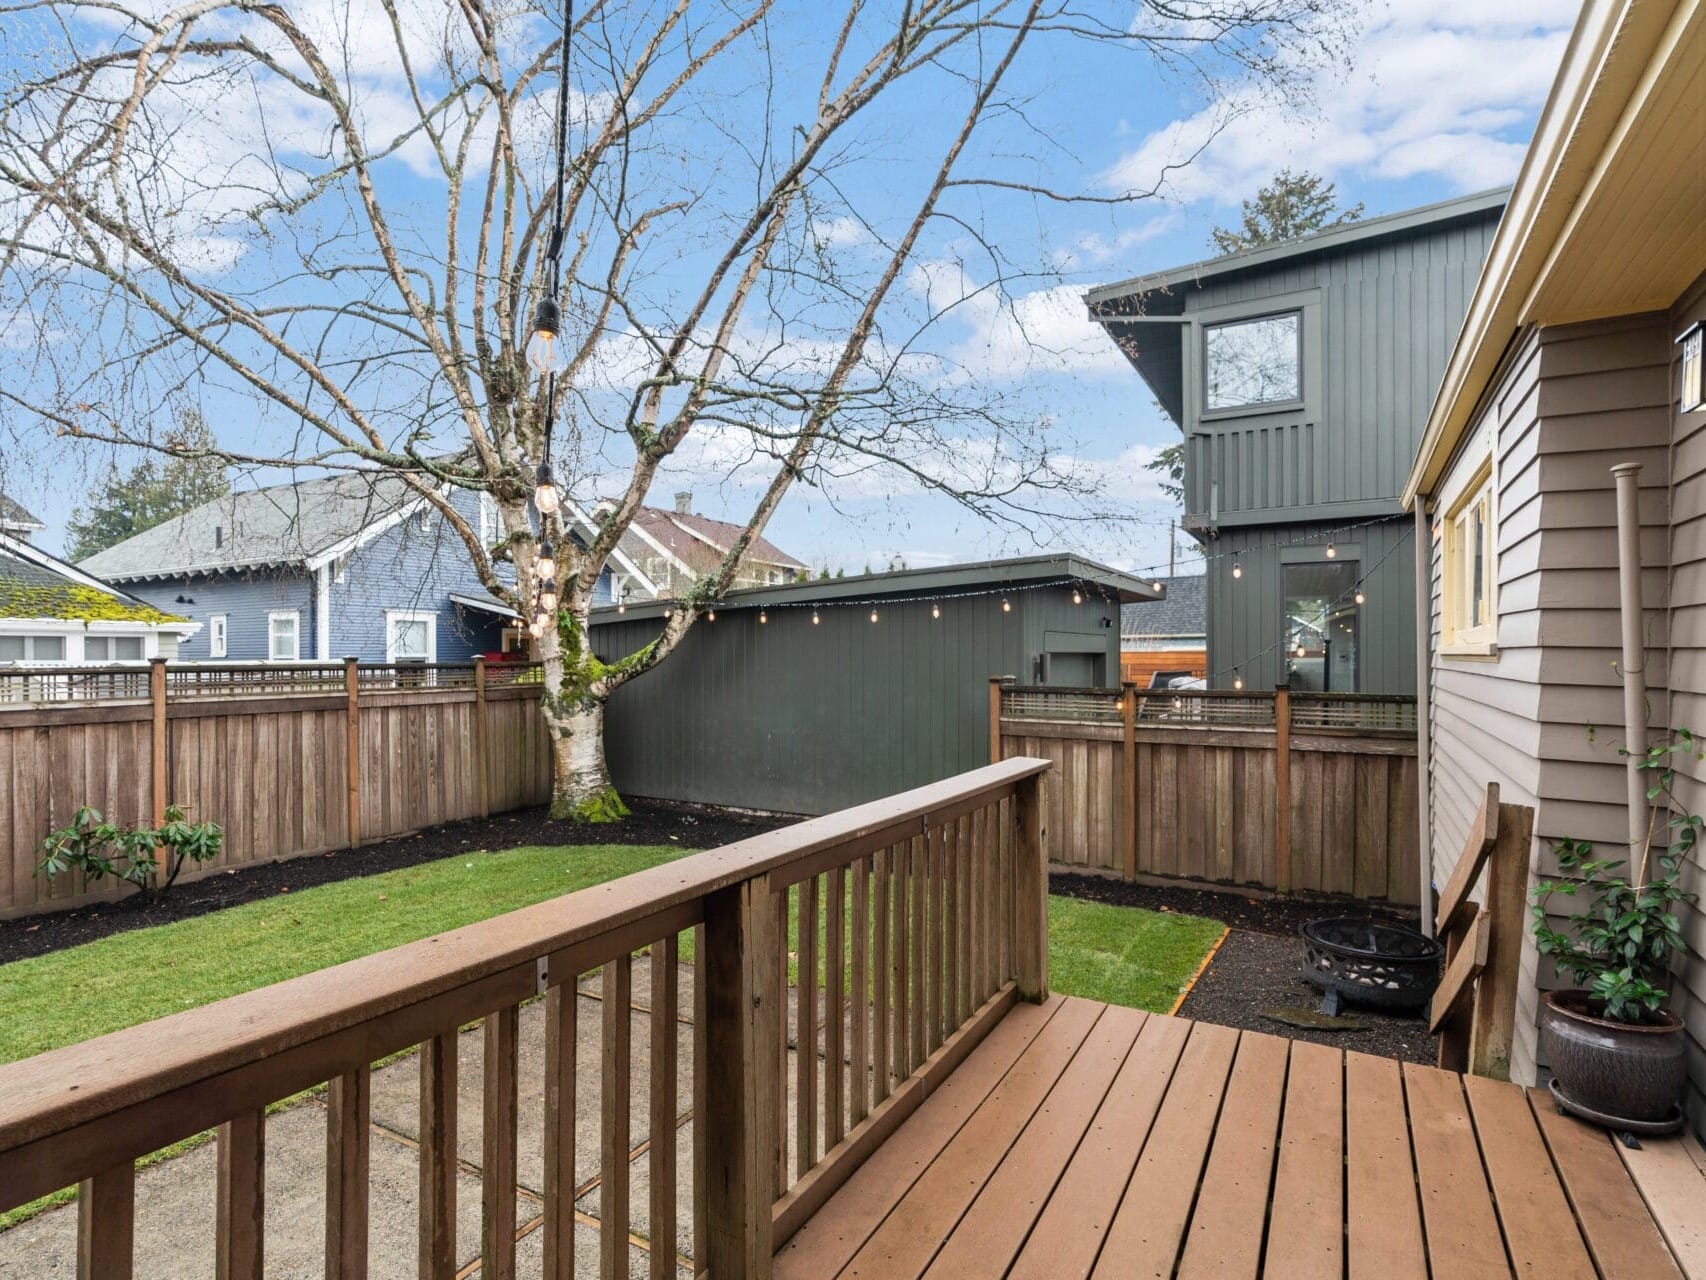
[79,473,655,663]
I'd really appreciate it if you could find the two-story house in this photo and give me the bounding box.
[79,473,659,663]
[1087,190,1508,693]
[605,492,809,598]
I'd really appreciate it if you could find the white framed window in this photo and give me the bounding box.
[1442,458,1497,652]
[479,492,500,549]
[0,634,67,662]
[385,609,436,663]
[1204,311,1302,412]
[84,635,145,662]
[1681,324,1703,413]
[209,614,228,658]
[268,610,300,661]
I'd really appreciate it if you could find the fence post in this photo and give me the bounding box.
[474,656,490,820]
[344,658,361,849]
[149,657,168,830]
[700,876,777,1277]
[1273,685,1292,895]
[1013,770,1048,1002]
[1121,682,1137,881]
[987,676,1006,765]
[1470,801,1534,1081]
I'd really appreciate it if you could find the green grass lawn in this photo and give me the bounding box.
[0,844,1224,1066]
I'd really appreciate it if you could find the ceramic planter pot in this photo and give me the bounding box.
[1540,989,1686,1124]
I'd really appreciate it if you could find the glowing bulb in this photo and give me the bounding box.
[1295,644,1306,658]
[707,608,716,621]
[1152,580,1163,593]
[1233,674,1244,690]
[759,610,768,624]
[533,462,560,515]
[1232,563,1242,580]
[812,610,820,625]
[664,608,673,620]
[1001,598,1011,613]
[528,617,545,639]
[1072,589,1082,605]
[538,579,558,612]
[931,604,940,619]
[1325,542,1337,558]
[1355,589,1366,605]
[870,608,878,623]
[535,541,556,581]
[525,297,568,374]
[616,602,625,614]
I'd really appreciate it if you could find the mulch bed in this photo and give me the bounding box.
[0,801,793,965]
[1050,870,1436,1063]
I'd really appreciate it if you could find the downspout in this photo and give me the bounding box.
[316,564,332,661]
[1611,462,1648,850]
[1413,500,1435,935]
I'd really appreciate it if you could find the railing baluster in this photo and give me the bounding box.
[650,936,679,1280]
[928,820,945,1052]
[543,982,577,1280]
[824,865,845,1149]
[692,924,708,1271]
[773,890,790,1192]
[419,1032,457,1280]
[325,1066,370,1280]
[795,874,819,1180]
[77,1161,134,1280]
[850,855,870,1128]
[968,806,985,1008]
[909,834,927,1071]
[945,816,960,1037]
[601,954,633,1279]
[872,846,892,1106]
[483,1006,519,1280]
[216,1110,265,1280]
[892,840,911,1084]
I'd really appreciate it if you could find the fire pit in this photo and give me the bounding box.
[1300,917,1442,1016]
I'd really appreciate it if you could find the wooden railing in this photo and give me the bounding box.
[994,678,1420,902]
[1431,781,1534,1080]
[0,758,1050,1278]
[0,659,543,704]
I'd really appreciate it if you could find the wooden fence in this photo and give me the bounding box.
[0,759,1049,1279]
[993,680,1420,904]
[0,659,550,918]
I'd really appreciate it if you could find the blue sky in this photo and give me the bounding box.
[1,0,1579,578]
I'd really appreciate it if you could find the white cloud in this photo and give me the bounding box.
[1105,2,1576,206]
[810,216,871,249]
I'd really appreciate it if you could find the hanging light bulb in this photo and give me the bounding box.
[759,609,768,624]
[1072,589,1083,605]
[535,540,556,581]
[1295,643,1306,658]
[870,608,878,623]
[1232,562,1243,580]
[616,601,626,615]
[528,616,545,639]
[931,603,941,620]
[1152,580,1163,593]
[538,579,559,612]
[524,297,569,375]
[1233,672,1244,690]
[533,461,560,515]
[1325,542,1337,558]
[707,608,716,622]
[1001,598,1011,613]
[812,609,820,625]
[1354,588,1366,605]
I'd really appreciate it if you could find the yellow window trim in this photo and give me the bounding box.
[1442,457,1496,650]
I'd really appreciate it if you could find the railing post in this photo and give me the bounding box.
[474,656,491,820]
[1273,685,1292,895]
[149,657,168,828]
[1121,682,1137,881]
[1012,770,1048,1002]
[701,876,777,1277]
[987,676,1007,764]
[77,1162,135,1280]
[344,658,362,849]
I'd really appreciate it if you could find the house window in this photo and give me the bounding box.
[209,614,228,658]
[84,636,144,662]
[479,493,500,549]
[1443,461,1497,651]
[268,610,300,661]
[1204,311,1301,412]
[386,610,436,663]
[0,634,67,662]
[1681,325,1703,413]
[1283,560,1361,692]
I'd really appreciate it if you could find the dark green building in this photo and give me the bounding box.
[1087,189,1509,693]
[590,555,1155,814]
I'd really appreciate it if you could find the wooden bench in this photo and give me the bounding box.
[1430,781,1535,1079]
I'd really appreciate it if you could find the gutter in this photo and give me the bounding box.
[1612,463,1649,851]
[1412,501,1435,934]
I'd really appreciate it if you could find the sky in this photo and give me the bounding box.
[0,0,1580,580]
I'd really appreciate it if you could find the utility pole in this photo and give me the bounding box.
[1168,519,1176,577]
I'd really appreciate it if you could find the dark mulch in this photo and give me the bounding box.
[1050,870,1434,1063]
[0,800,794,965]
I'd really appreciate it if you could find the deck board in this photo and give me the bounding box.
[781,997,1693,1280]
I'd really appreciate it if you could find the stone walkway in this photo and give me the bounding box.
[0,955,719,1279]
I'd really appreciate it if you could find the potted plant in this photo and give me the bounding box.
[1532,732,1699,1130]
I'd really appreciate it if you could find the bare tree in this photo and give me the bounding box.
[0,0,1352,819]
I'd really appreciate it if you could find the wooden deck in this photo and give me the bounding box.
[775,995,1696,1279]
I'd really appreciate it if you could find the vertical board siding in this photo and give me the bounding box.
[0,688,551,918]
[999,718,1419,902]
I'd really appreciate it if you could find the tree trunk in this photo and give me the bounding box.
[541,692,628,822]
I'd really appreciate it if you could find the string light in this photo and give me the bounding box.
[707,608,716,621]
[870,608,878,623]
[1232,562,1242,579]
[1354,588,1366,605]
[1325,542,1337,558]
[812,609,820,625]
[1072,589,1082,605]
[535,541,556,581]
[1152,580,1163,592]
[1295,643,1306,658]
[533,462,560,515]
[1233,671,1244,690]
[538,579,558,612]
[759,609,768,624]
[1001,598,1011,613]
[931,604,941,619]
[616,601,625,615]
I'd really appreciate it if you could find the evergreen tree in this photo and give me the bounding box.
[66,410,230,561]
[1210,170,1363,255]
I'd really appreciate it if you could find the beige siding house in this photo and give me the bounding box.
[1404,0,1706,1128]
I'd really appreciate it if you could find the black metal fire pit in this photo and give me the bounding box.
[1300,917,1442,1016]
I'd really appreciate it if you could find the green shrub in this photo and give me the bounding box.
[36,805,223,900]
